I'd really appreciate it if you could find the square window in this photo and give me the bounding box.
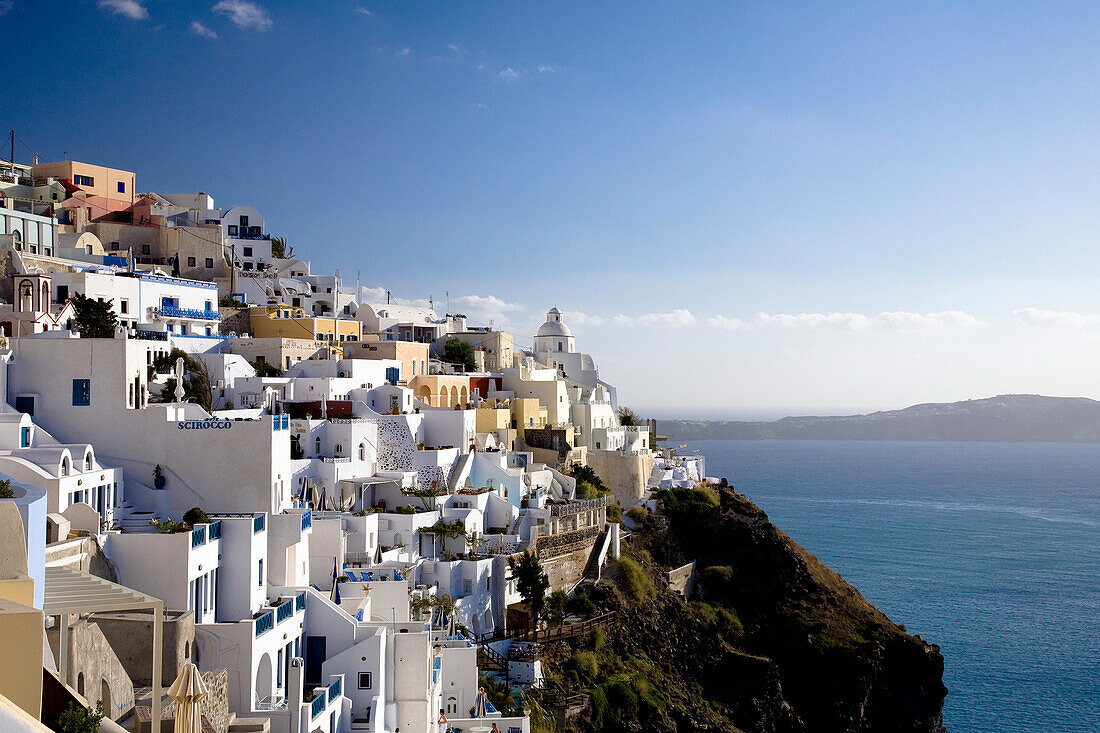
[358,672,372,689]
[228,225,238,237]
[243,247,253,257]
[120,300,129,314]
[187,257,196,267]
[142,245,150,254]
[463,579,473,595]
[72,379,91,406]
[117,181,125,193]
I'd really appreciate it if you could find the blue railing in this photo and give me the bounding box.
[131,330,168,341]
[207,520,221,541]
[310,693,325,720]
[301,510,312,532]
[254,611,273,637]
[160,305,221,320]
[295,591,306,612]
[327,677,342,704]
[191,525,207,548]
[253,514,265,533]
[276,598,294,624]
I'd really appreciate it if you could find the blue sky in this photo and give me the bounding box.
[4,1,1100,417]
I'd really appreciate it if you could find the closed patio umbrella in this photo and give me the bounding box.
[167,663,208,733]
[474,686,488,718]
[330,558,341,605]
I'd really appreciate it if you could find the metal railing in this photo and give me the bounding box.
[549,496,610,515]
[131,330,168,341]
[295,591,306,612]
[191,525,207,548]
[207,520,221,541]
[255,695,286,711]
[254,610,273,637]
[159,305,221,320]
[253,514,265,533]
[276,598,294,624]
[328,677,342,704]
[310,693,325,720]
[301,510,312,532]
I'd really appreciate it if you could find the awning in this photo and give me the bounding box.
[44,566,165,727]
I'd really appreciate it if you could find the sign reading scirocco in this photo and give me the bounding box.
[178,419,234,430]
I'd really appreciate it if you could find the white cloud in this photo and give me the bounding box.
[212,0,272,31]
[472,102,488,109]
[190,20,219,39]
[396,46,411,57]
[352,6,371,15]
[497,67,523,81]
[0,2,13,17]
[98,0,147,20]
[564,311,607,327]
[706,315,744,330]
[612,309,696,327]
[447,43,465,55]
[450,295,524,327]
[754,310,982,331]
[537,64,560,73]
[1013,307,1100,327]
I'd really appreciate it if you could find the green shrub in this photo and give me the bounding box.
[695,484,720,507]
[395,505,417,514]
[0,479,14,499]
[615,557,655,603]
[182,507,210,526]
[570,649,600,680]
[56,701,103,733]
[590,626,607,651]
[576,481,598,500]
[625,506,649,525]
[565,593,597,617]
[606,502,623,523]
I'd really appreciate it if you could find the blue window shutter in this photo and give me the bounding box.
[72,379,90,406]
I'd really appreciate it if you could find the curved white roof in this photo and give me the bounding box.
[536,320,572,338]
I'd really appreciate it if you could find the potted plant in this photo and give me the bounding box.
[153,465,166,490]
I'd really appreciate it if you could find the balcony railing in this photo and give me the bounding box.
[253,514,265,533]
[320,456,351,463]
[295,591,306,612]
[191,525,207,548]
[254,610,274,637]
[327,677,342,704]
[310,693,325,720]
[159,305,221,320]
[131,330,168,341]
[301,510,312,532]
[207,520,221,541]
[276,598,294,624]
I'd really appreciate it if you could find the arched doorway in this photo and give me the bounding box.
[76,672,84,697]
[255,652,273,703]
[100,678,111,716]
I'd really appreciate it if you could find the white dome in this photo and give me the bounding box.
[536,320,573,338]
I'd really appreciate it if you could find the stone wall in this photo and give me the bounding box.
[47,618,135,721]
[586,450,652,506]
[92,610,195,685]
[665,561,696,599]
[537,526,601,592]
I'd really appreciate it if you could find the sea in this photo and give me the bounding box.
[684,440,1100,733]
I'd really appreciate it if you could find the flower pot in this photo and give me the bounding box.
[154,476,167,490]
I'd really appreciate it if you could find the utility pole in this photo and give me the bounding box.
[8,130,14,176]
[230,242,236,295]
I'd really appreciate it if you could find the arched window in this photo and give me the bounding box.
[84,452,93,471]
[334,443,343,455]
[558,341,562,351]
[76,673,84,696]
[314,437,321,455]
[19,281,33,312]
[358,443,366,461]
[60,456,70,476]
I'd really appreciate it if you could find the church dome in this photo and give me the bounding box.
[536,319,573,338]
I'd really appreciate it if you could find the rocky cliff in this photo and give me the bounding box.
[660,394,1100,442]
[536,485,947,732]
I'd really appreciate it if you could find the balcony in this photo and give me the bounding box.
[276,597,294,624]
[255,694,286,711]
[159,305,222,320]
[301,510,312,532]
[131,330,168,341]
[254,610,274,637]
[191,525,207,548]
[295,591,306,612]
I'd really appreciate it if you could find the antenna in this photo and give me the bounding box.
[446,290,450,312]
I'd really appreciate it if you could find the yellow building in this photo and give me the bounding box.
[28,160,135,206]
[475,397,547,430]
[446,329,516,371]
[248,303,362,344]
[345,339,430,381]
[409,374,474,408]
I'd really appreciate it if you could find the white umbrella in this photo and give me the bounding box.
[474,686,488,718]
[167,663,208,733]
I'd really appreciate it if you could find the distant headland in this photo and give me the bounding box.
[661,394,1100,442]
